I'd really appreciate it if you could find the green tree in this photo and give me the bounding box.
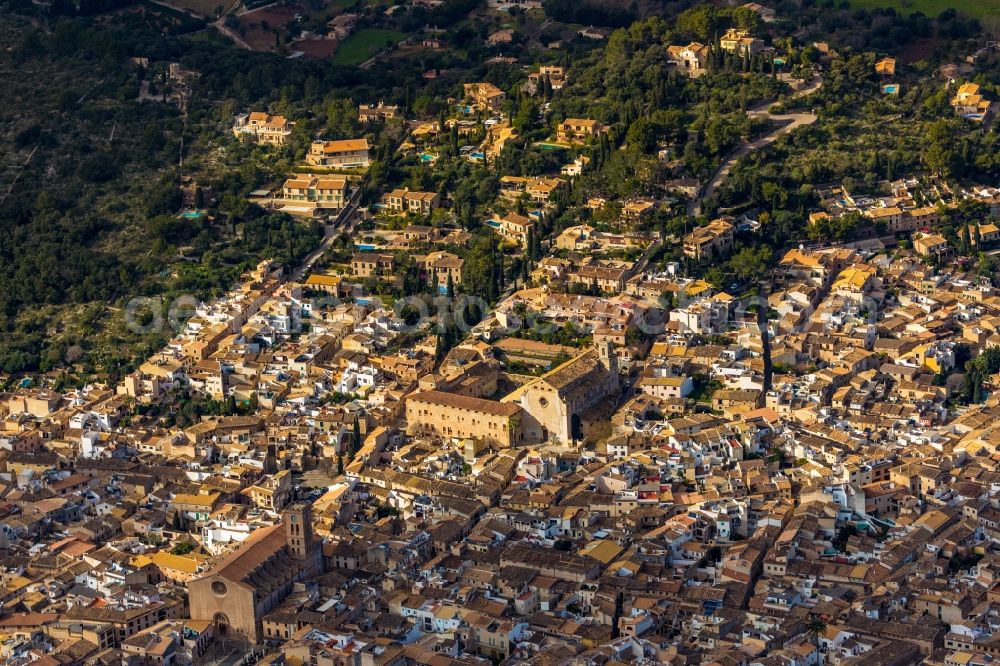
[729,245,773,282]
[807,620,827,646]
[352,415,362,457]
[923,119,960,178]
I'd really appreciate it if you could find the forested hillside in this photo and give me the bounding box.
[0,14,324,376]
[2,0,999,381]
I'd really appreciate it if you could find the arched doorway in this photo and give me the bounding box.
[571,414,583,441]
[213,613,230,637]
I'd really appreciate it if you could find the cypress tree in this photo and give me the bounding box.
[265,443,278,474]
[352,415,361,457]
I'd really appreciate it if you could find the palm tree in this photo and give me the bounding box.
[807,619,827,646]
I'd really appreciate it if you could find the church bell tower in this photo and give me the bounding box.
[598,339,619,389]
[283,502,313,561]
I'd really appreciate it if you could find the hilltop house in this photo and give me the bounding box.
[420,251,465,292]
[621,199,656,227]
[952,82,994,122]
[495,212,534,248]
[683,218,736,260]
[667,42,710,74]
[487,0,542,8]
[741,2,775,22]
[719,28,765,56]
[281,175,349,215]
[358,102,399,123]
[578,26,609,40]
[526,177,566,203]
[561,155,591,177]
[233,112,293,146]
[527,66,567,94]
[305,139,371,169]
[568,264,629,294]
[463,82,506,111]
[384,188,442,215]
[556,119,606,144]
[351,253,396,279]
[913,233,951,259]
[499,176,567,203]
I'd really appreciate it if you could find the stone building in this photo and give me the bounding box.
[405,390,526,447]
[187,504,323,643]
[504,341,619,443]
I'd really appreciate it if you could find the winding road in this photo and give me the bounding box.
[687,76,823,217]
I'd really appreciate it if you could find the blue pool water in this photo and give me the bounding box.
[420,153,437,162]
[181,211,204,219]
[356,243,377,251]
[471,151,484,160]
[486,220,501,228]
[883,84,898,94]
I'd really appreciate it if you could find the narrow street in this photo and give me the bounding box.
[287,185,363,283]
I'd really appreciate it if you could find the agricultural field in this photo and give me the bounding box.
[165,0,238,18]
[849,0,1000,21]
[239,3,301,30]
[293,36,341,58]
[330,27,406,65]
[237,3,303,51]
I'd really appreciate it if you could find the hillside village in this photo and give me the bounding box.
[3,0,1000,665]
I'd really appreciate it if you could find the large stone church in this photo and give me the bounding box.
[188,503,323,643]
[503,340,620,443]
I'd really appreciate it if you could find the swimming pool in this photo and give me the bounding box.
[882,84,899,94]
[470,151,485,160]
[420,153,438,163]
[485,220,501,228]
[536,142,567,151]
[356,243,377,251]
[181,211,204,219]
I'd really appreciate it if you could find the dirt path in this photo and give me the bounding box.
[213,17,254,50]
[687,76,823,217]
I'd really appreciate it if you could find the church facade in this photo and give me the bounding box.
[188,503,323,643]
[504,341,620,444]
